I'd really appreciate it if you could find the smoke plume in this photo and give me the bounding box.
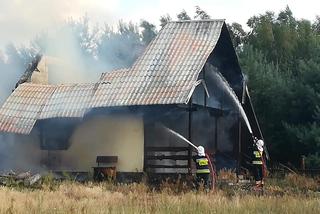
[0,4,147,173]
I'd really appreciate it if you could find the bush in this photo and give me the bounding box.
[305,153,320,168]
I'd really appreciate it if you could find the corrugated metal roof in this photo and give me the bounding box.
[0,84,55,134]
[99,69,129,82]
[0,20,226,134]
[91,20,225,108]
[39,83,95,119]
[0,83,96,134]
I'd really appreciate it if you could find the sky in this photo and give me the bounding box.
[0,0,319,49]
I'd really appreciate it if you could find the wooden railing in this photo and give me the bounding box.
[144,147,190,172]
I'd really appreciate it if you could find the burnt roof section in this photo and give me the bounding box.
[98,68,129,83]
[15,54,42,89]
[0,20,232,134]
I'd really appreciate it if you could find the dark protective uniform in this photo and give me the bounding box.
[252,146,263,183]
[193,155,210,190]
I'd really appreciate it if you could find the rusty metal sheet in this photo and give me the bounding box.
[39,83,95,119]
[91,20,224,108]
[0,83,55,134]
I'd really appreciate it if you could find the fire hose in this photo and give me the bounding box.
[262,154,267,178]
[205,153,216,191]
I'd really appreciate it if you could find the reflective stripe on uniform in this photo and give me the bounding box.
[252,160,263,165]
[196,169,210,174]
[253,151,261,158]
[196,158,209,166]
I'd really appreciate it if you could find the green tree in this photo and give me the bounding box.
[241,8,320,166]
[312,16,320,33]
[160,14,172,28]
[140,20,157,45]
[194,6,210,20]
[97,21,144,70]
[227,23,246,49]
[177,10,191,21]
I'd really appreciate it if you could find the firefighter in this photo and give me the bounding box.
[193,146,211,191]
[252,137,264,190]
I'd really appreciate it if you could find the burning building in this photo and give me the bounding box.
[0,20,263,179]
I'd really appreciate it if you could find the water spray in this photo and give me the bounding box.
[210,66,252,134]
[165,127,198,150]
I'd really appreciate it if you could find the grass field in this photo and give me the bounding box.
[0,173,319,214]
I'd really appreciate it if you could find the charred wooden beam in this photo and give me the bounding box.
[147,165,189,169]
[145,147,189,152]
[145,155,189,160]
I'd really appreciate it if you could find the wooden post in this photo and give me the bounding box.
[214,116,218,153]
[143,122,147,173]
[203,68,207,107]
[188,100,193,174]
[301,155,305,171]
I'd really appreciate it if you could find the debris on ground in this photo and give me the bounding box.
[0,171,42,187]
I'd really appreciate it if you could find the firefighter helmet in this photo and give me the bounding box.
[256,139,264,152]
[197,146,205,156]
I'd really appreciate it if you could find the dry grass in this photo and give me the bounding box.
[266,173,320,195]
[0,174,319,214]
[217,168,238,182]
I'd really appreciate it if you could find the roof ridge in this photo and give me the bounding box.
[21,82,95,87]
[100,68,130,76]
[168,19,225,23]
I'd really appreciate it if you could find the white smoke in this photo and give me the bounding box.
[34,21,102,84]
[0,53,26,104]
[0,1,128,102]
[0,133,46,173]
[0,0,119,49]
